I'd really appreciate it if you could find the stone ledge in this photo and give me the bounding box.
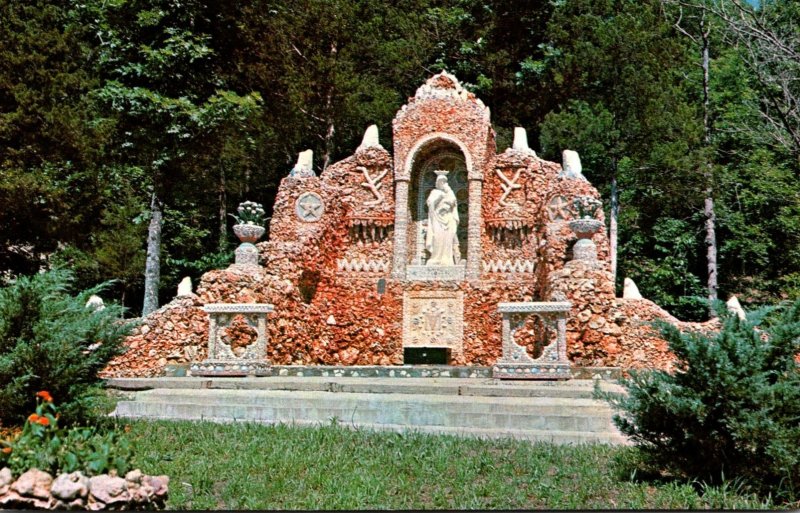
[190,360,272,377]
[202,303,274,313]
[406,264,465,281]
[108,365,622,383]
[498,301,572,313]
[493,363,571,380]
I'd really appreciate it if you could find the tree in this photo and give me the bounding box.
[0,270,133,425]
[705,0,800,158]
[538,0,704,298]
[604,301,800,502]
[662,0,722,316]
[230,0,444,176]
[83,0,262,315]
[92,193,147,308]
[0,1,107,277]
[710,46,800,302]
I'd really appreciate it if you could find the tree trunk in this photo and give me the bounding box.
[142,193,162,317]
[321,40,338,172]
[610,160,619,286]
[702,15,719,315]
[218,164,227,252]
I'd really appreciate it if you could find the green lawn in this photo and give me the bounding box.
[125,419,773,510]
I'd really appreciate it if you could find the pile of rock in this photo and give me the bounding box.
[614,296,720,371]
[101,295,207,378]
[0,467,168,510]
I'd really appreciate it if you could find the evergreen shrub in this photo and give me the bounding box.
[604,300,800,502]
[0,270,133,426]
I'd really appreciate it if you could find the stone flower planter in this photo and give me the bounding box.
[568,218,604,263]
[568,218,603,239]
[233,224,265,243]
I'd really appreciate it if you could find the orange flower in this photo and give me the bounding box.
[36,391,53,402]
[28,413,40,423]
[37,417,50,426]
[1,447,11,454]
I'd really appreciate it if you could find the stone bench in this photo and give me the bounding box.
[493,301,572,380]
[191,303,274,377]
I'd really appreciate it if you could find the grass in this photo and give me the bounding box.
[122,419,774,510]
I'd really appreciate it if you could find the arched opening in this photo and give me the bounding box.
[407,140,469,266]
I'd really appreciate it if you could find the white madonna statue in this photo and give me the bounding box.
[425,173,460,266]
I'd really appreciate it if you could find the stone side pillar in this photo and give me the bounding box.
[191,303,274,377]
[466,178,483,280]
[492,302,572,380]
[391,179,410,279]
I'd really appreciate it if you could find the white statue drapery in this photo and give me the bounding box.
[425,174,460,266]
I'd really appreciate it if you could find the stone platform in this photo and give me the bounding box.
[108,376,629,445]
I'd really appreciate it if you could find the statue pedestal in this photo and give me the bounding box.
[234,242,259,266]
[191,303,274,377]
[569,218,603,263]
[493,302,572,380]
[406,264,465,281]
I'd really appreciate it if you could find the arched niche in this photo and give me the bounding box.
[408,140,469,265]
[392,134,482,280]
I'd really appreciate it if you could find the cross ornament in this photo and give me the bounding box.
[356,165,388,206]
[495,167,524,206]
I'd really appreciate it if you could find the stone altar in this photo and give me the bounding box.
[248,71,607,368]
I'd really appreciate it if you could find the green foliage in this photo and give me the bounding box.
[167,251,233,280]
[603,300,800,502]
[621,217,708,320]
[0,393,131,478]
[711,46,800,300]
[540,100,619,175]
[0,269,134,425]
[538,0,708,306]
[0,1,112,275]
[91,195,147,306]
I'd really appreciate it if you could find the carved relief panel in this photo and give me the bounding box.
[344,151,394,246]
[402,290,464,354]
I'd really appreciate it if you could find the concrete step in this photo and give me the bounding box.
[116,401,618,433]
[114,411,627,445]
[129,389,613,417]
[107,377,625,400]
[112,386,628,445]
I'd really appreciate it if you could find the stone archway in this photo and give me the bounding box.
[391,134,482,280]
[409,146,469,266]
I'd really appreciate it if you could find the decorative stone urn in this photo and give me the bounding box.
[568,218,603,262]
[232,224,265,267]
[233,223,265,243]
